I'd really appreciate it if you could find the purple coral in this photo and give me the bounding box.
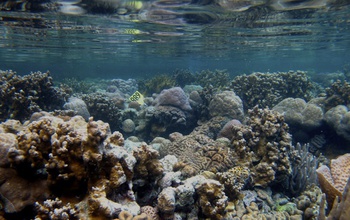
[154,87,192,111]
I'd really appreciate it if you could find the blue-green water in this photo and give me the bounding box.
[0,0,350,78]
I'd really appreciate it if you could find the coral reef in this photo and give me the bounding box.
[286,143,319,197]
[0,113,151,218]
[208,90,245,121]
[161,123,235,172]
[294,184,323,220]
[216,166,250,200]
[109,78,138,96]
[230,106,293,187]
[78,92,125,131]
[138,75,176,96]
[35,198,78,220]
[319,176,350,220]
[231,70,315,110]
[63,97,90,121]
[153,87,192,111]
[324,80,350,111]
[324,105,350,141]
[194,69,231,89]
[0,70,69,122]
[316,153,350,206]
[273,97,324,131]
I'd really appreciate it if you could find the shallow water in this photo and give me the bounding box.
[0,0,350,78]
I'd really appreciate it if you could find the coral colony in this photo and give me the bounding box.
[1,69,350,219]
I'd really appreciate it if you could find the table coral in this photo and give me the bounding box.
[230,106,293,187]
[316,153,350,206]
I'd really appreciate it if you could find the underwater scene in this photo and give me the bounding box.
[1,0,350,219]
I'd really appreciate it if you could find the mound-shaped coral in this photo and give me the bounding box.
[208,90,244,121]
[324,105,350,141]
[273,98,324,131]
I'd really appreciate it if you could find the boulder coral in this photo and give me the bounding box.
[273,97,323,131]
[153,87,192,111]
[324,105,350,141]
[208,90,244,121]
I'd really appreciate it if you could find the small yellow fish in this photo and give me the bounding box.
[129,91,144,105]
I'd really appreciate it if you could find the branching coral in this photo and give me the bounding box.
[324,80,350,111]
[0,70,69,122]
[231,70,315,110]
[230,106,293,187]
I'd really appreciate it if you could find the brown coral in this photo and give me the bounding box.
[195,179,228,220]
[216,166,250,200]
[231,70,315,110]
[316,153,350,206]
[230,106,293,187]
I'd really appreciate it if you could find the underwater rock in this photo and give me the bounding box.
[154,87,192,111]
[63,97,90,121]
[273,97,324,131]
[324,105,350,141]
[208,90,244,121]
